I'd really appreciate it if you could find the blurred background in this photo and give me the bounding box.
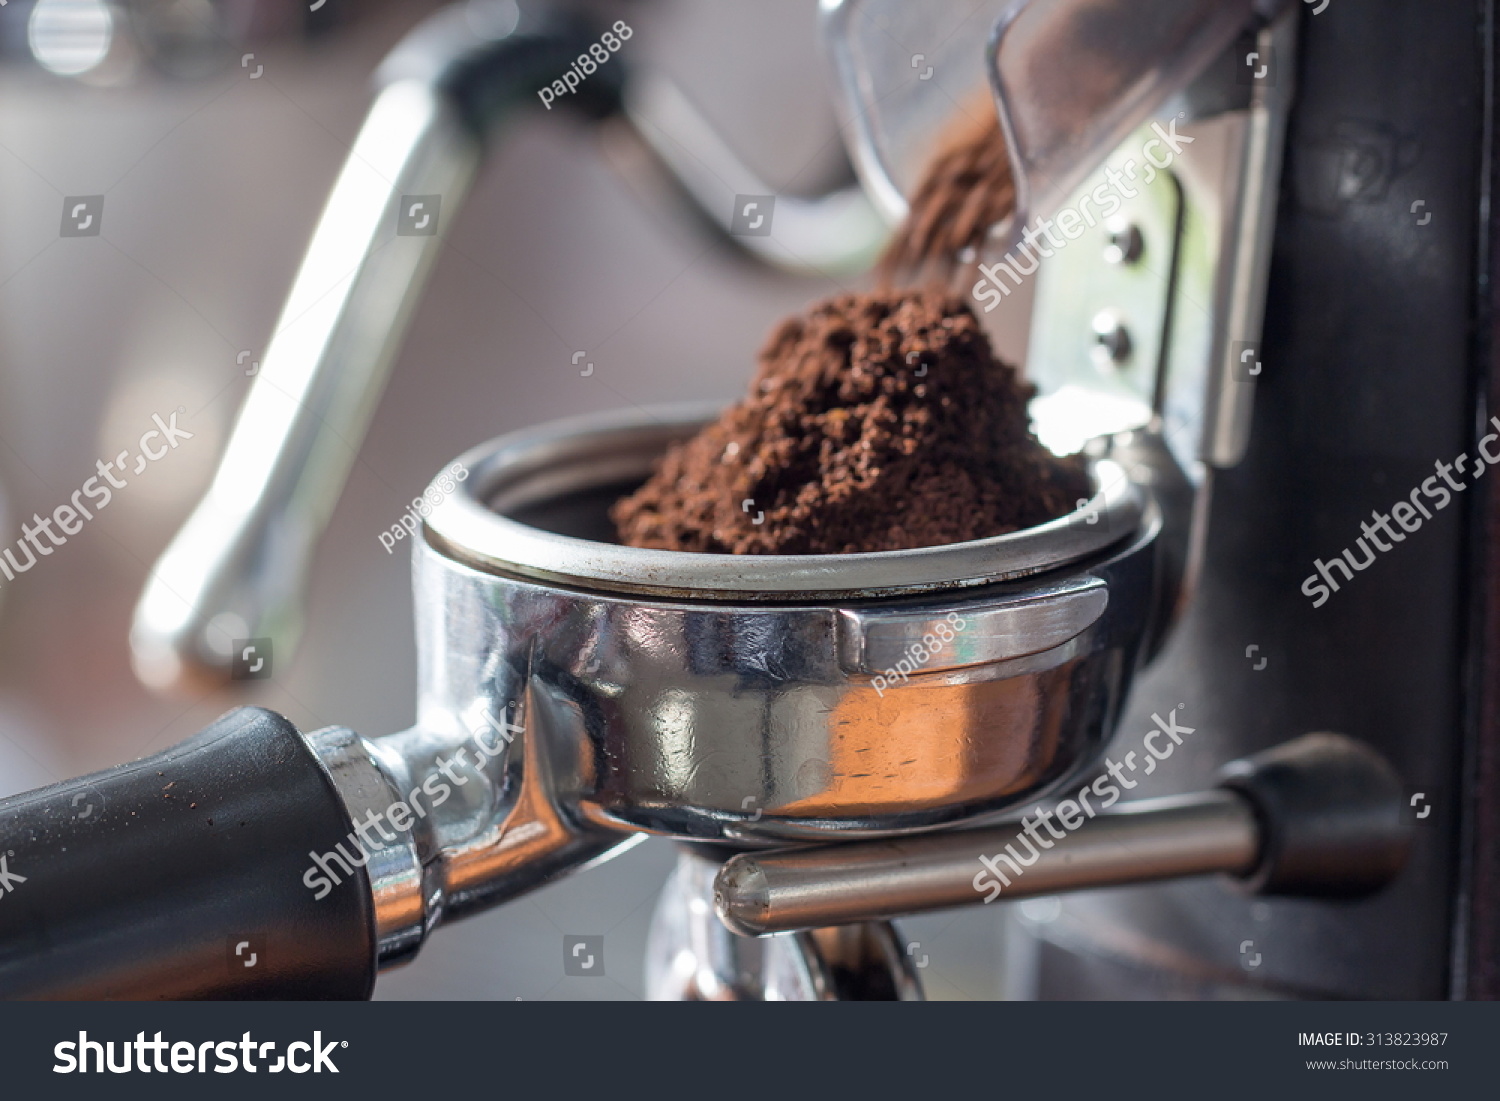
[0,0,1019,999]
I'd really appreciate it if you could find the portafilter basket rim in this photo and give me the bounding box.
[423,402,1142,602]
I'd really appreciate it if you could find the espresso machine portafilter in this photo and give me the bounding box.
[0,0,1423,1000]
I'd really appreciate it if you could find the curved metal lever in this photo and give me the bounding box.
[130,3,622,690]
[617,69,889,274]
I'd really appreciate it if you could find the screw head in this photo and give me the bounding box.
[1103,220,1144,265]
[1091,310,1133,365]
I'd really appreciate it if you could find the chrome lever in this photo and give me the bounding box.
[132,79,477,690]
[130,3,619,690]
[617,69,890,274]
[715,733,1412,936]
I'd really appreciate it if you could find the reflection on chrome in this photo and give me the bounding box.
[29,0,114,78]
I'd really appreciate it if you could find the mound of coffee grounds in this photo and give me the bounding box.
[611,290,1089,555]
[877,100,1014,283]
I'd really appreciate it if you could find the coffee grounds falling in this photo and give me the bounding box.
[877,98,1013,284]
[611,290,1090,555]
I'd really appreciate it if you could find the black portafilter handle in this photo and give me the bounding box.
[0,707,374,1000]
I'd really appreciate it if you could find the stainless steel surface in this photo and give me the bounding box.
[714,790,1259,935]
[1026,10,1297,480]
[819,0,1270,241]
[306,725,426,967]
[131,76,479,690]
[1201,10,1296,466]
[1018,10,1298,660]
[344,404,1159,967]
[820,0,1015,225]
[644,846,922,999]
[987,0,1262,244]
[415,406,1157,844]
[620,69,889,275]
[824,0,1295,520]
[363,712,641,956]
[425,403,1144,600]
[1025,134,1183,456]
[836,575,1108,675]
[312,653,645,968]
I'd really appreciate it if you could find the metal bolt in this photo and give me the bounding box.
[1103,220,1144,265]
[1092,311,1133,365]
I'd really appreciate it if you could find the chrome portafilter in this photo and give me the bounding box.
[0,408,1411,999]
[410,406,1154,833]
[359,402,1166,995]
[346,405,1408,997]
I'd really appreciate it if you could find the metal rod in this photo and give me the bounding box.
[128,4,612,691]
[131,80,478,690]
[619,70,889,274]
[715,790,1261,936]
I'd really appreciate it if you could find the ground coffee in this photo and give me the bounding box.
[611,290,1089,555]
